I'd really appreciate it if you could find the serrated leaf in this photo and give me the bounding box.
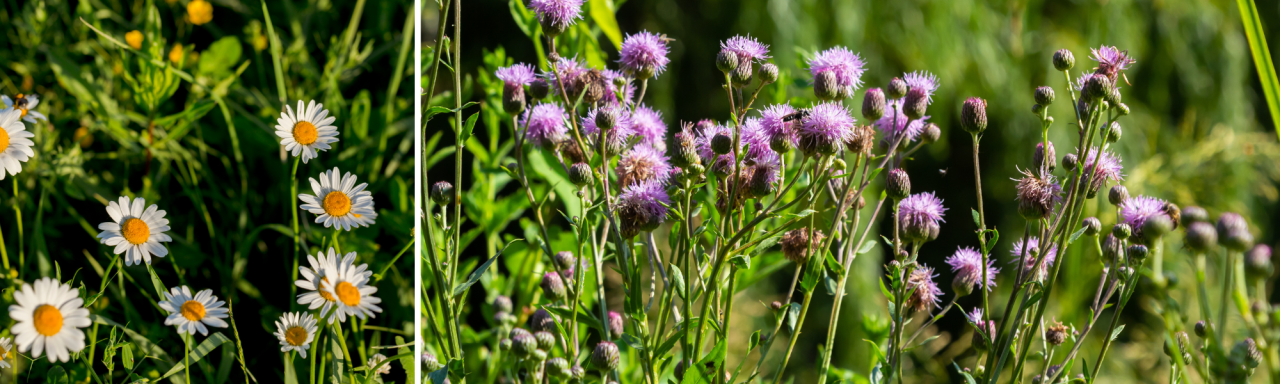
[1109,324,1126,341]
[786,303,802,333]
[453,239,523,297]
[1068,226,1087,246]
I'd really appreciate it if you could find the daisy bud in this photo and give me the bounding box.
[759,63,779,84]
[1246,245,1273,279]
[863,88,886,120]
[716,51,739,73]
[711,133,733,155]
[1113,223,1132,240]
[431,181,454,205]
[529,309,557,333]
[1053,49,1075,71]
[1127,244,1149,262]
[512,333,537,358]
[1034,142,1056,172]
[493,295,513,313]
[1194,320,1208,338]
[607,311,624,339]
[534,331,556,350]
[546,357,571,378]
[903,87,929,120]
[1185,222,1217,252]
[503,84,527,114]
[1217,212,1254,252]
[887,169,911,201]
[1102,234,1124,263]
[1046,321,1069,345]
[1108,185,1129,206]
[591,341,621,372]
[1182,206,1209,226]
[770,301,783,311]
[1105,122,1122,143]
[529,78,551,100]
[1035,86,1055,105]
[814,71,839,100]
[886,77,908,99]
[780,228,824,264]
[1083,217,1102,236]
[961,97,988,135]
[569,163,594,187]
[1063,153,1078,172]
[732,61,754,86]
[921,123,941,144]
[541,272,567,301]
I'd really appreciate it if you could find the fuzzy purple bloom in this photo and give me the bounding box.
[1090,46,1136,82]
[601,69,635,106]
[1119,195,1175,243]
[529,0,585,31]
[808,47,866,96]
[875,103,930,143]
[965,307,985,325]
[905,264,942,311]
[1081,148,1125,192]
[760,104,798,150]
[720,35,770,64]
[1011,237,1057,281]
[740,117,781,167]
[617,181,670,237]
[902,71,940,104]
[581,106,632,152]
[616,145,673,187]
[496,63,538,87]
[618,31,671,79]
[797,102,856,155]
[628,104,667,150]
[898,192,948,229]
[521,103,568,146]
[546,56,589,97]
[946,247,999,292]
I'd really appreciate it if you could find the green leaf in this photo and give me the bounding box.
[1109,324,1127,341]
[971,208,981,227]
[728,254,751,270]
[145,263,167,298]
[588,0,623,50]
[425,106,452,122]
[671,265,687,299]
[953,362,977,384]
[857,239,876,255]
[1237,0,1280,141]
[159,333,231,380]
[621,333,645,350]
[428,365,449,384]
[453,238,523,297]
[46,366,69,384]
[1068,226,1087,246]
[459,112,480,143]
[396,336,415,380]
[748,330,762,352]
[284,350,299,384]
[197,36,243,77]
[122,343,135,370]
[786,303,802,333]
[655,326,689,357]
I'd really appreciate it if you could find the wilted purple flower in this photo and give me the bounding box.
[1014,168,1063,220]
[905,264,942,312]
[628,104,667,150]
[616,145,672,187]
[496,63,538,87]
[797,102,856,156]
[808,47,866,97]
[618,31,671,79]
[547,56,589,96]
[1120,195,1175,243]
[1090,46,1136,82]
[529,0,585,33]
[521,103,568,146]
[875,103,930,143]
[720,35,770,64]
[899,192,947,242]
[1081,148,1124,192]
[946,247,999,292]
[617,181,670,238]
[1011,237,1057,282]
[902,71,940,105]
[760,104,798,152]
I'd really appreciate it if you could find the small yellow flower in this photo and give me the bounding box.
[253,35,268,52]
[187,0,213,25]
[125,30,143,50]
[169,44,184,64]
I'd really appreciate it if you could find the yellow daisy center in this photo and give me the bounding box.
[181,300,206,321]
[0,127,10,151]
[292,121,318,145]
[284,326,308,346]
[187,0,214,25]
[0,346,7,360]
[33,305,63,336]
[335,281,361,306]
[318,277,335,302]
[121,218,151,245]
[323,191,352,216]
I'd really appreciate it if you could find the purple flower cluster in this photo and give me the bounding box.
[1011,237,1057,282]
[616,181,670,237]
[618,31,671,79]
[601,69,635,106]
[740,117,781,168]
[808,47,866,98]
[946,247,999,292]
[628,104,668,150]
[797,102,856,156]
[521,103,568,146]
[548,56,589,96]
[720,35,770,64]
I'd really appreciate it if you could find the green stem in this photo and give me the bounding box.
[290,156,301,310]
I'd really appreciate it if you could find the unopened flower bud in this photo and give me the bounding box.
[1182,206,1209,226]
[814,71,839,101]
[1032,104,1044,115]
[529,78,550,100]
[1053,49,1075,71]
[1217,213,1254,252]
[1127,244,1149,262]
[534,331,556,350]
[961,97,988,135]
[541,272,566,301]
[748,166,776,197]
[531,349,547,362]
[770,134,794,154]
[1185,222,1217,252]
[921,123,941,144]
[716,51,739,73]
[732,61,754,86]
[512,334,537,358]
[1034,142,1056,172]
[1035,86,1055,106]
[887,77,907,100]
[1108,185,1129,206]
[591,341,620,372]
[493,295,513,313]
[1102,234,1123,263]
[1106,122,1122,143]
[499,338,513,351]
[1063,153,1078,172]
[431,181,454,205]
[1117,103,1131,116]
[595,107,619,131]
[529,309,556,333]
[1113,223,1132,240]
[1083,217,1101,236]
[770,301,783,311]
[607,311,624,339]
[570,365,586,380]
[1194,321,1208,338]
[569,163,594,187]
[887,169,911,201]
[1084,75,1112,102]
[863,88,886,120]
[903,87,929,120]
[1246,245,1273,279]
[711,133,733,155]
[503,84,527,114]
[546,357,571,378]
[759,63,779,84]
[1230,338,1262,369]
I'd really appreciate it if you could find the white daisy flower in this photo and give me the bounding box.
[1,94,48,124]
[9,277,91,363]
[0,336,12,368]
[274,100,339,164]
[158,286,229,336]
[367,353,391,375]
[299,167,377,231]
[96,196,173,266]
[294,248,371,321]
[0,108,35,180]
[320,251,381,323]
[273,312,318,359]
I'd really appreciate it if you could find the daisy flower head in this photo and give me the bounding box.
[0,108,36,180]
[1081,148,1125,195]
[808,47,866,99]
[274,312,319,358]
[9,277,91,362]
[274,100,339,164]
[158,286,229,336]
[759,104,797,153]
[616,181,670,238]
[0,337,11,368]
[295,248,370,321]
[946,247,999,292]
[2,94,47,124]
[1120,195,1176,244]
[96,196,173,266]
[529,0,584,36]
[1011,237,1057,282]
[321,252,382,323]
[898,192,947,243]
[1090,46,1136,82]
[618,31,671,79]
[905,264,942,312]
[902,71,940,105]
[616,145,672,187]
[797,102,856,156]
[521,103,569,147]
[875,103,929,143]
[720,35,770,64]
[628,104,668,150]
[300,168,377,231]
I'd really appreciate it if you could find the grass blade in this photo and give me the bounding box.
[160,333,231,380]
[261,1,289,103]
[1237,0,1280,139]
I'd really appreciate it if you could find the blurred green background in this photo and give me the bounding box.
[427,0,1280,382]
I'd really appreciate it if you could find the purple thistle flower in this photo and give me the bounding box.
[581,106,633,152]
[797,102,856,156]
[898,192,947,228]
[965,307,985,325]
[529,0,584,32]
[521,103,568,146]
[1011,237,1057,282]
[1081,148,1125,192]
[496,63,538,87]
[547,56,589,96]
[1013,168,1063,220]
[697,122,736,174]
[946,247,999,292]
[618,31,671,79]
[740,117,780,167]
[601,69,635,106]
[905,264,942,312]
[808,47,866,97]
[760,104,798,151]
[875,103,930,143]
[617,181,670,238]
[720,35,770,64]
[616,145,673,187]
[1120,195,1175,243]
[1090,46,1136,82]
[628,104,667,150]
[902,71,940,104]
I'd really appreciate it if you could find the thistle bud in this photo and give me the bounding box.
[1217,213,1254,252]
[780,228,825,264]
[531,349,548,362]
[546,357,571,378]
[1032,104,1044,115]
[540,272,566,301]
[921,123,941,144]
[903,87,929,120]
[569,163,594,187]
[607,311,624,339]
[1053,49,1075,71]
[887,77,908,100]
[1246,245,1273,279]
[1127,244,1149,262]
[1185,222,1217,253]
[498,338,513,351]
[1034,142,1056,172]
[529,309,556,333]
[770,135,794,154]
[1117,103,1131,116]
[1113,223,1132,240]
[570,365,586,380]
[863,88,886,120]
[887,169,911,201]
[770,301,783,311]
[952,276,973,298]
[503,84,527,114]
[591,341,621,372]
[961,97,988,135]
[534,331,556,350]
[529,78,551,100]
[674,360,690,380]
[716,51,739,73]
[1108,185,1129,206]
[1194,321,1208,338]
[1063,153,1078,172]
[509,327,531,340]
[814,71,839,101]
[512,333,537,358]
[424,351,444,371]
[430,181,454,205]
[1084,75,1113,103]
[759,63,779,84]
[1046,321,1069,345]
[1105,122,1122,143]
[1035,86,1055,106]
[595,107,619,131]
[711,133,733,155]
[1083,217,1102,236]
[1102,234,1123,263]
[732,61,754,86]
[1230,338,1262,370]
[493,295,513,313]
[1182,206,1209,226]
[748,166,776,198]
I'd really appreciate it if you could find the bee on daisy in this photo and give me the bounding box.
[96,196,173,266]
[298,167,377,231]
[274,100,339,164]
[319,250,382,323]
[0,337,11,368]
[1,94,48,124]
[294,247,371,321]
[158,286,229,336]
[9,277,91,363]
[273,312,318,358]
[0,108,36,180]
